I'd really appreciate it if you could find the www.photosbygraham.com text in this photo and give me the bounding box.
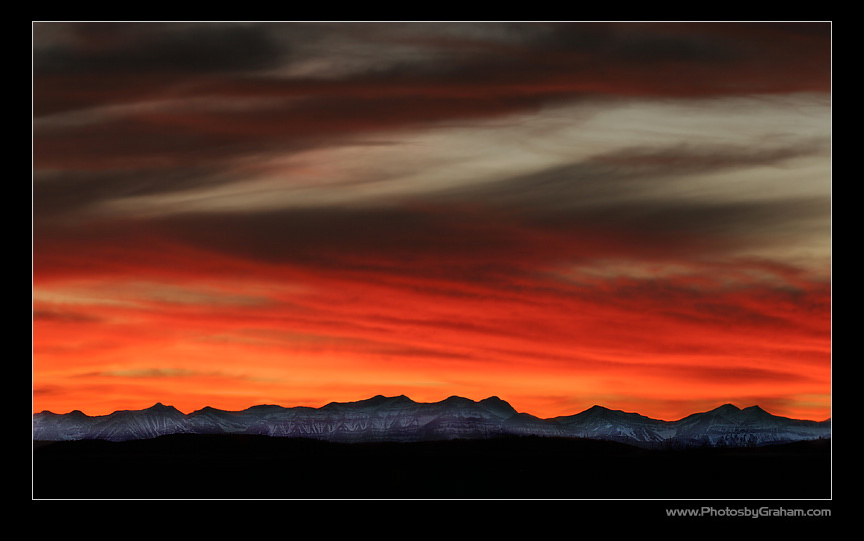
[666,507,830,518]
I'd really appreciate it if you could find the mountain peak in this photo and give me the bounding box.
[712,403,741,414]
[325,395,415,409]
[442,395,475,405]
[479,396,512,405]
[368,394,413,404]
[145,402,182,414]
[189,405,223,415]
[245,404,287,414]
[560,405,616,421]
[478,396,518,417]
[741,405,772,417]
[582,405,614,415]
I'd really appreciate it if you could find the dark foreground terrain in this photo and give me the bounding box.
[32,434,831,499]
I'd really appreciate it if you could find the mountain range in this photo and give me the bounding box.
[32,395,831,448]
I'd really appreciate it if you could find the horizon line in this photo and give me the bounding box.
[32,393,832,423]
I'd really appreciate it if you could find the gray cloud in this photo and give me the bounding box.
[421,139,830,253]
[33,22,290,76]
[42,189,818,282]
[33,22,830,119]
[32,23,831,282]
[33,166,237,221]
[435,138,828,210]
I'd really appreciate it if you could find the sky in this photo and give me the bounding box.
[32,22,831,421]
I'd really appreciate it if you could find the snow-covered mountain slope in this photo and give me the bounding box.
[241,395,523,442]
[669,404,831,447]
[552,405,677,446]
[32,396,831,447]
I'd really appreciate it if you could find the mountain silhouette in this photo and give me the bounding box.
[33,395,830,448]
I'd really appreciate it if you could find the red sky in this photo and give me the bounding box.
[32,22,831,421]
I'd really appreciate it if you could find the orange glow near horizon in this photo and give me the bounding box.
[33,241,831,421]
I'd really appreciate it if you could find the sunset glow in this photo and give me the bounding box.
[33,22,831,422]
